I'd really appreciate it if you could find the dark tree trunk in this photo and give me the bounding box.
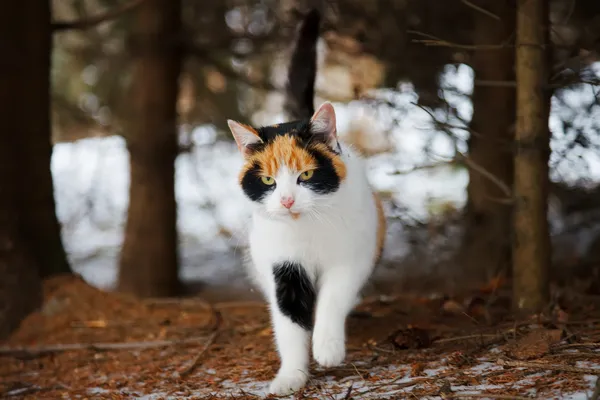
[0,0,56,338]
[118,0,182,297]
[15,1,71,279]
[457,0,516,282]
[512,0,551,312]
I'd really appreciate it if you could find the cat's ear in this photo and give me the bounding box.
[309,102,338,149]
[227,120,263,157]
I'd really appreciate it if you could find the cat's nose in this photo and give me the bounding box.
[280,196,295,209]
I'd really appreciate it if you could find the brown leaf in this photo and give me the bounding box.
[441,299,465,315]
[505,329,563,360]
[389,327,431,349]
[479,276,505,294]
[553,305,569,324]
[410,362,425,377]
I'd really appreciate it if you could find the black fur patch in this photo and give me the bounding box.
[273,261,315,330]
[300,146,341,194]
[240,162,276,202]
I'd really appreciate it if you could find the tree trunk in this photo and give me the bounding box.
[0,0,52,338]
[15,1,71,278]
[118,0,182,297]
[512,0,551,312]
[457,0,516,282]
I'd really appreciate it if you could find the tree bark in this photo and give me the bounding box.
[117,0,182,297]
[512,0,551,312]
[457,0,516,282]
[0,1,52,338]
[15,1,71,278]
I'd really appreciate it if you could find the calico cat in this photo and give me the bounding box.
[226,9,386,395]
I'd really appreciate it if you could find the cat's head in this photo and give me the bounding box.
[227,102,346,220]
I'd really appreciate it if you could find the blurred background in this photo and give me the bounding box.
[8,0,600,306]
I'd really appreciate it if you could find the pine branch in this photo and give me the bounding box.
[52,0,147,32]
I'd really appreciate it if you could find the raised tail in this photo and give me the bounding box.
[284,9,320,120]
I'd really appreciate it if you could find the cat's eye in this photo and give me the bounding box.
[299,170,314,181]
[261,176,275,185]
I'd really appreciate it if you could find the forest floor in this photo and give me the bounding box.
[2,275,600,399]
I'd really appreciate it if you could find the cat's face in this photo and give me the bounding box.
[228,102,346,220]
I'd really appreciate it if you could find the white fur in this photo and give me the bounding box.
[243,143,379,395]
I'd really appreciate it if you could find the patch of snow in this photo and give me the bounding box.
[52,62,600,291]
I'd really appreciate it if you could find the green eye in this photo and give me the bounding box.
[299,170,314,181]
[261,176,275,185]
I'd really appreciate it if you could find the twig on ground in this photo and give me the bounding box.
[343,383,353,400]
[497,358,600,374]
[553,342,600,351]
[177,307,223,377]
[589,375,600,400]
[143,297,213,309]
[435,333,501,344]
[0,336,213,357]
[452,393,533,400]
[177,329,220,377]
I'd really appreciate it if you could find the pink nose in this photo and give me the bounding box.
[281,197,295,209]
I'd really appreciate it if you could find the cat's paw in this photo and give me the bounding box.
[312,330,345,367]
[268,370,308,395]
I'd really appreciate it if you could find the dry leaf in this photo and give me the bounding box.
[389,327,431,349]
[410,362,425,377]
[441,299,465,315]
[479,276,506,294]
[83,320,107,328]
[505,329,563,360]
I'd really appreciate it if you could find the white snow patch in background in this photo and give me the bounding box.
[52,63,600,290]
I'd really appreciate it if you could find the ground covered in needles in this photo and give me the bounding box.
[2,275,600,399]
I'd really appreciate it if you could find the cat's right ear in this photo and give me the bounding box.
[227,120,263,157]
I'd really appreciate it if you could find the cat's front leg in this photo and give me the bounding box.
[267,261,315,395]
[312,267,367,367]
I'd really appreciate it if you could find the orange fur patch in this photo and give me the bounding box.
[373,192,386,264]
[239,135,347,183]
[256,136,316,176]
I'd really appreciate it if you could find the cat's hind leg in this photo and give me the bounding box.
[267,261,315,395]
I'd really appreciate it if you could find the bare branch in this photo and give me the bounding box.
[52,0,147,32]
[461,0,501,21]
[408,30,509,51]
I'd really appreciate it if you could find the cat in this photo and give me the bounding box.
[226,9,386,395]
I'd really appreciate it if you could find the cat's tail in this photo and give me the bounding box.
[284,9,320,120]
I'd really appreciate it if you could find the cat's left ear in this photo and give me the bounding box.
[309,102,339,149]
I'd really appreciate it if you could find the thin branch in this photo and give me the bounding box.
[0,335,212,357]
[408,30,509,51]
[461,0,501,20]
[457,152,512,198]
[52,0,147,32]
[497,358,600,374]
[409,101,513,198]
[177,308,222,377]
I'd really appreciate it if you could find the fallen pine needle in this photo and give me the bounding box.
[497,358,600,374]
